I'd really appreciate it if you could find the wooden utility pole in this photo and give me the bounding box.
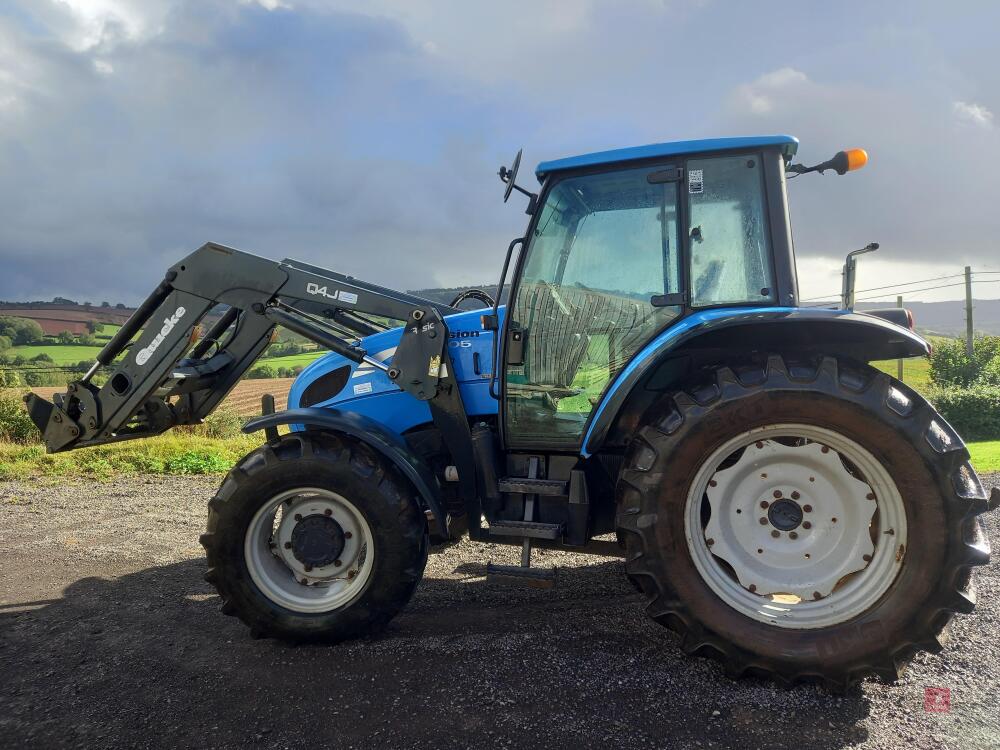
[965,266,974,356]
[897,295,904,381]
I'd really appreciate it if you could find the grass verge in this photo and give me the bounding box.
[0,433,262,481]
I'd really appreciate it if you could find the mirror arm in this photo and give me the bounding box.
[511,183,538,213]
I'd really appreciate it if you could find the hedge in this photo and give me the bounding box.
[930,385,1000,441]
[929,335,1000,387]
[0,389,37,444]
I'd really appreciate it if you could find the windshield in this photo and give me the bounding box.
[504,165,683,449]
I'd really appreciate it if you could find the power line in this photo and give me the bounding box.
[803,270,1000,304]
[853,278,1000,303]
[856,273,968,295]
[853,281,967,302]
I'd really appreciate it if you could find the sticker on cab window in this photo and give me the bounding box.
[688,169,704,194]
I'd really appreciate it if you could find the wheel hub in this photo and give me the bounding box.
[702,438,877,601]
[290,514,345,568]
[767,498,803,531]
[244,488,375,614]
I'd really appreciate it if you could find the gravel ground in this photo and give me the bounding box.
[0,474,998,749]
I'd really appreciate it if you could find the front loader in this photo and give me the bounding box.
[26,135,998,689]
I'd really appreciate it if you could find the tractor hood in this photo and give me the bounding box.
[287,307,501,435]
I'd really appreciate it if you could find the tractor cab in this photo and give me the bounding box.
[501,136,800,451]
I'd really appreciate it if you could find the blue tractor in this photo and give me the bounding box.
[25,135,997,689]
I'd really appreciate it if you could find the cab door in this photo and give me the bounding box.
[502,164,685,451]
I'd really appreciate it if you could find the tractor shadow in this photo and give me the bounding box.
[0,555,873,749]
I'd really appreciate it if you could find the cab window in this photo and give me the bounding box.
[687,155,775,306]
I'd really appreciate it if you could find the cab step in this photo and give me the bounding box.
[488,520,562,540]
[486,563,556,589]
[498,478,568,496]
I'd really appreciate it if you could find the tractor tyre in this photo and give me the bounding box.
[615,355,991,690]
[200,431,428,642]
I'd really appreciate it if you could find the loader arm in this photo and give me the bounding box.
[24,242,462,453]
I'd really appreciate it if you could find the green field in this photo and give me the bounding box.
[872,355,932,393]
[256,351,326,369]
[3,341,325,370]
[6,344,103,365]
[969,441,1000,474]
[94,323,122,340]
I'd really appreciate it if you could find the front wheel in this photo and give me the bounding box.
[616,355,991,689]
[200,432,428,642]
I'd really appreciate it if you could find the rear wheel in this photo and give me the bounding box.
[616,355,991,689]
[201,431,428,642]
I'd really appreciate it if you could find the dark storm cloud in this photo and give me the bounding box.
[0,1,998,303]
[0,0,524,302]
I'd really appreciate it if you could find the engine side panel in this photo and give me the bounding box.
[287,307,501,434]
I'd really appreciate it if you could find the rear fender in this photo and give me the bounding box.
[243,407,448,538]
[582,306,929,456]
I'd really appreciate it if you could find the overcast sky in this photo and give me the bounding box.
[1,0,998,305]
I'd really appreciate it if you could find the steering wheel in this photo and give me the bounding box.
[499,149,522,203]
[448,288,496,309]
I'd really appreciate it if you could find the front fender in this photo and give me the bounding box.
[243,407,448,538]
[582,306,929,457]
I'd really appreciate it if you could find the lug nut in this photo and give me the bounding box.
[334,559,342,567]
[803,504,812,513]
[771,530,780,538]
[708,479,717,487]
[789,532,798,540]
[749,584,757,593]
[863,554,872,562]
[284,542,292,549]
[759,517,768,525]
[706,538,715,546]
[866,492,876,501]
[300,578,309,585]
[294,514,302,521]
[304,564,313,572]
[803,521,812,529]
[324,508,332,516]
[760,501,769,509]
[791,491,800,500]
[773,490,782,498]
[821,446,830,453]
[813,591,823,600]
[344,531,352,539]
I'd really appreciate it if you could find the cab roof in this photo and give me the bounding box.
[535,135,799,180]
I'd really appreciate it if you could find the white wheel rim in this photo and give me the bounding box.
[685,424,907,629]
[244,487,375,614]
